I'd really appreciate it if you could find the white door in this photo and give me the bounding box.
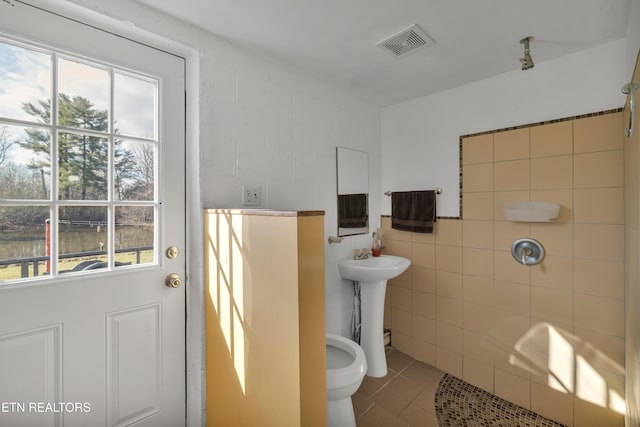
[0,3,186,427]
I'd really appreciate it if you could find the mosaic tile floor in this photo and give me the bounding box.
[354,348,566,427]
[435,374,566,427]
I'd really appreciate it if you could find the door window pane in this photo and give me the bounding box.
[58,132,108,200]
[115,140,155,201]
[115,206,154,267]
[57,58,109,131]
[114,73,156,139]
[0,206,49,280]
[0,41,51,123]
[0,124,51,200]
[1,37,160,284]
[58,206,108,272]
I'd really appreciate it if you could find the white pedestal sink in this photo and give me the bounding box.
[338,255,411,377]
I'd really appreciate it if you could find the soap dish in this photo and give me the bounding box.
[502,202,560,222]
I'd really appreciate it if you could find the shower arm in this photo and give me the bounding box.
[623,82,640,137]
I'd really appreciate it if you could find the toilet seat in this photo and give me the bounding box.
[326,334,367,390]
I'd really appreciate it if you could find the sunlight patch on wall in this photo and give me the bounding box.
[209,213,248,394]
[512,322,625,414]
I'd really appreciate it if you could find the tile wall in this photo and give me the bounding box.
[383,110,625,426]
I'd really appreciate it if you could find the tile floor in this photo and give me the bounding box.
[353,348,445,427]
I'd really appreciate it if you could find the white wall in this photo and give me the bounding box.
[33,1,380,426]
[626,0,640,74]
[381,38,629,217]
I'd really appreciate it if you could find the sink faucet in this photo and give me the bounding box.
[353,248,371,260]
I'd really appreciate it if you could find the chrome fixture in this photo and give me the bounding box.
[385,188,442,196]
[511,238,544,266]
[353,248,372,260]
[622,82,640,137]
[520,36,534,71]
[328,236,344,244]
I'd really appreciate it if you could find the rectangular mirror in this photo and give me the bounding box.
[336,147,368,236]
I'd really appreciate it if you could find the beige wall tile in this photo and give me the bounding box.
[391,286,412,311]
[574,224,624,261]
[573,394,625,427]
[494,341,532,380]
[574,150,623,188]
[412,266,436,294]
[462,275,494,307]
[412,314,436,344]
[530,120,573,158]
[494,369,531,409]
[493,220,530,251]
[494,160,530,191]
[493,191,530,221]
[530,189,573,223]
[390,239,411,259]
[574,259,623,299]
[411,242,435,268]
[387,227,412,243]
[531,382,574,426]
[412,290,436,319]
[574,293,624,338]
[392,331,412,356]
[462,133,493,165]
[381,215,391,231]
[530,255,572,291]
[494,281,529,315]
[412,339,436,365]
[436,296,463,327]
[411,230,435,244]
[574,112,623,153]
[463,163,493,192]
[463,192,493,220]
[462,220,494,249]
[494,311,530,346]
[463,330,494,364]
[391,308,413,335]
[462,247,494,278]
[531,287,572,325]
[463,357,494,393]
[574,187,624,224]
[573,326,625,368]
[530,223,573,257]
[435,219,462,246]
[463,302,494,335]
[384,305,392,329]
[530,156,573,190]
[436,347,463,377]
[494,250,530,284]
[435,270,463,299]
[437,322,463,353]
[494,127,529,161]
[391,268,412,289]
[435,244,462,273]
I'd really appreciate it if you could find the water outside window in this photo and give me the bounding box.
[0,38,159,282]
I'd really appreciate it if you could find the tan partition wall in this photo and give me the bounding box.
[204,210,326,426]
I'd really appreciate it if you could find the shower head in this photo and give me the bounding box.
[520,36,534,70]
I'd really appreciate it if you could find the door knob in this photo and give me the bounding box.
[165,273,182,288]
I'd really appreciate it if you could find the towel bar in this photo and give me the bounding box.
[385,188,442,196]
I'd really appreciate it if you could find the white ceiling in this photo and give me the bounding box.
[136,0,630,106]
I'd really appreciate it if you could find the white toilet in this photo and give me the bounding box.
[326,333,367,427]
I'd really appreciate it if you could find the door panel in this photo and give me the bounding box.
[0,2,185,426]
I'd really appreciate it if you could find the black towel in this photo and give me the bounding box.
[338,193,368,228]
[391,190,437,233]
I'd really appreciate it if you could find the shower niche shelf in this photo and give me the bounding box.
[502,202,560,222]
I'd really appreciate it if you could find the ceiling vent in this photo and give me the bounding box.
[377,24,434,57]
